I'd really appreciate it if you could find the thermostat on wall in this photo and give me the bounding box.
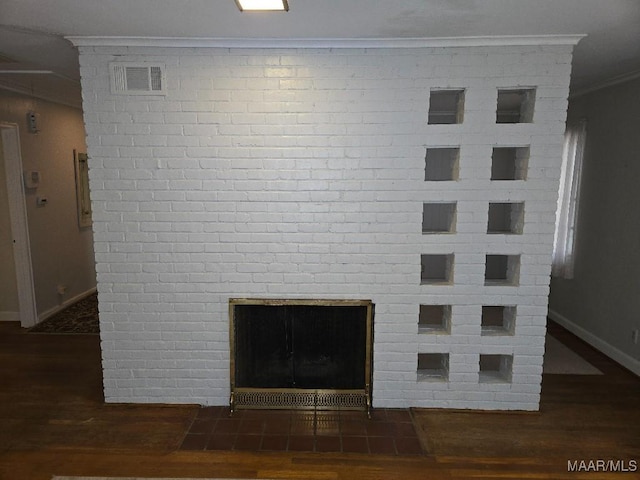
[24,170,40,189]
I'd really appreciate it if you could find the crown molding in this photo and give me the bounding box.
[570,68,640,99]
[0,82,82,110]
[66,35,585,49]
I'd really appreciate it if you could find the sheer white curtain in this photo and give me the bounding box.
[552,119,587,279]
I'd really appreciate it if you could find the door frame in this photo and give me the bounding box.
[1,123,37,328]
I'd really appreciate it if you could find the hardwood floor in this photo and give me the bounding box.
[0,321,638,480]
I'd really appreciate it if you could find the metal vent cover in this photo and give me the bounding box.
[109,63,166,95]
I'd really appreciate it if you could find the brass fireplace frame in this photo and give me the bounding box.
[229,298,374,416]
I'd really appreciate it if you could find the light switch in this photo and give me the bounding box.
[27,111,39,133]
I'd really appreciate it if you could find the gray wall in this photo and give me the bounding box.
[0,90,97,319]
[549,77,640,373]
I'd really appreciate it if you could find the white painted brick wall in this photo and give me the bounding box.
[78,41,574,410]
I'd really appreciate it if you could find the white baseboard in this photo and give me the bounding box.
[37,287,97,323]
[548,309,640,376]
[0,311,20,322]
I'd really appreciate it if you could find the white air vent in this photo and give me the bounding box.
[109,63,166,95]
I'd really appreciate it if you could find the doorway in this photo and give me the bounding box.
[0,123,37,328]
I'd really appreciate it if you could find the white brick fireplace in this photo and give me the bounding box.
[72,36,579,410]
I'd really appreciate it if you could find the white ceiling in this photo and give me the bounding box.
[1,0,639,108]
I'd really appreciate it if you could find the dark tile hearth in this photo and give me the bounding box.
[180,407,424,455]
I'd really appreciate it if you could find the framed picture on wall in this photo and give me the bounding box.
[74,149,92,228]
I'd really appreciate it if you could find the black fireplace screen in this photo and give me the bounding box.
[229,299,373,412]
[233,303,369,390]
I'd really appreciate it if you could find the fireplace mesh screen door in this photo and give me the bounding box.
[229,299,373,414]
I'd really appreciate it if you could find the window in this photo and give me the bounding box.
[553,120,587,279]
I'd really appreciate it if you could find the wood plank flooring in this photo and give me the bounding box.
[0,321,638,480]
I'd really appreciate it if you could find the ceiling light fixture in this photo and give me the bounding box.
[235,0,289,11]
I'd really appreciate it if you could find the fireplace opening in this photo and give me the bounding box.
[229,299,373,414]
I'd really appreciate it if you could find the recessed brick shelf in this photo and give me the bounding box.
[423,202,457,234]
[421,254,454,285]
[417,353,449,381]
[496,88,536,123]
[180,407,424,455]
[484,254,520,286]
[425,147,460,181]
[491,146,530,180]
[487,202,524,234]
[481,305,516,336]
[479,354,513,383]
[428,89,465,124]
[419,305,451,334]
